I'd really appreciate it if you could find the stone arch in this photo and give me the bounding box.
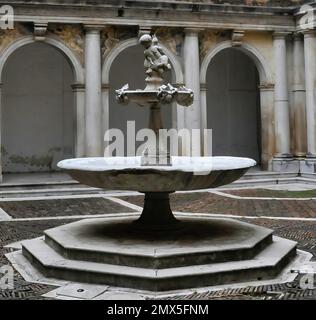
[0,35,84,84]
[200,40,275,169]
[102,37,184,85]
[0,35,85,179]
[200,40,273,86]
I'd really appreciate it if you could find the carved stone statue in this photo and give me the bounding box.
[139,34,171,78]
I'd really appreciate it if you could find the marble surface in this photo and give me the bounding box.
[58,156,256,172]
[57,157,256,192]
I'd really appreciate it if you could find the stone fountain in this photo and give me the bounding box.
[16,35,300,295]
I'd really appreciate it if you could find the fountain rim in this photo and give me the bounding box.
[57,156,257,173]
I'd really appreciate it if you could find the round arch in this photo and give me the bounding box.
[0,35,84,84]
[200,40,275,169]
[200,40,273,85]
[0,35,85,179]
[102,37,184,84]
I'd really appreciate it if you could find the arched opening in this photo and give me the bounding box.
[2,42,75,173]
[109,45,173,155]
[206,48,261,163]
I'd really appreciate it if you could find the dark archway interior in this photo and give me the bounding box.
[2,42,74,173]
[206,48,261,163]
[109,45,173,156]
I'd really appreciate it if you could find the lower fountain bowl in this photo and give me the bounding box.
[57,156,256,192]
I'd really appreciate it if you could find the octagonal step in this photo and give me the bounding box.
[43,217,273,268]
[22,235,296,292]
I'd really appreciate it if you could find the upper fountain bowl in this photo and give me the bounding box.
[58,156,256,192]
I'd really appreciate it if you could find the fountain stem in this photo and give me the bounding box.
[141,101,171,166]
[135,192,179,229]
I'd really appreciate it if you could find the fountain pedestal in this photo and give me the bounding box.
[135,192,179,228]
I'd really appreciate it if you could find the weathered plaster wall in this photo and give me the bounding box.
[243,31,274,82]
[2,42,74,172]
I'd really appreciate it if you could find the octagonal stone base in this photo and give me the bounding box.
[21,216,297,292]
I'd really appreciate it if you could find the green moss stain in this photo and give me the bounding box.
[1,145,8,156]
[9,154,54,169]
[8,147,63,170]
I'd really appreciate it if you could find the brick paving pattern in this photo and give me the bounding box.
[0,197,136,218]
[0,219,75,300]
[167,219,316,300]
[0,189,315,300]
[121,192,316,218]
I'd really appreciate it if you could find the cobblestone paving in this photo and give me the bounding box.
[0,197,135,218]
[224,189,316,198]
[121,192,316,218]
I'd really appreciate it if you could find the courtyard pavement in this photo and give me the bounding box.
[0,182,315,300]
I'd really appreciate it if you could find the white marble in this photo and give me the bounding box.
[292,34,306,157]
[273,32,291,157]
[58,156,256,192]
[183,29,201,155]
[58,156,256,172]
[304,30,316,157]
[84,27,103,157]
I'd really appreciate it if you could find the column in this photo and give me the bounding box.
[292,33,307,157]
[72,84,85,158]
[273,32,292,158]
[183,28,201,155]
[101,84,110,155]
[0,82,2,182]
[84,25,103,157]
[259,84,275,170]
[303,30,316,158]
[200,83,210,156]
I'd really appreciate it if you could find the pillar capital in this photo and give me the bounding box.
[292,32,304,41]
[138,25,152,37]
[33,22,48,41]
[273,31,291,39]
[258,83,274,91]
[102,84,110,90]
[184,28,203,36]
[200,83,207,91]
[302,29,316,38]
[231,30,245,47]
[71,83,85,92]
[83,24,104,33]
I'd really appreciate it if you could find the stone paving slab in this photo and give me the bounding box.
[0,197,136,218]
[121,192,316,218]
[224,189,316,198]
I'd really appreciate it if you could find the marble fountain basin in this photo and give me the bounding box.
[57,156,256,192]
